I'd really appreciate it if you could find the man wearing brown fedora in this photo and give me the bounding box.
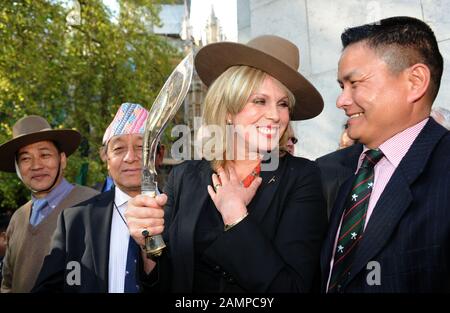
[0,115,98,293]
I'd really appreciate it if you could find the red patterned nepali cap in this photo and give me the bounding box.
[102,103,149,145]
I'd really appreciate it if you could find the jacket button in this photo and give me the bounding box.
[222,271,228,277]
[213,265,221,272]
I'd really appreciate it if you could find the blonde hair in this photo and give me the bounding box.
[201,65,295,170]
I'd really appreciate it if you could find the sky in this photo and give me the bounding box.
[101,0,237,42]
[190,0,237,42]
[102,0,119,20]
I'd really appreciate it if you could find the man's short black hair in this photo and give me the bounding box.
[341,16,443,101]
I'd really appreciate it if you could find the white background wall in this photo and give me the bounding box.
[237,0,450,159]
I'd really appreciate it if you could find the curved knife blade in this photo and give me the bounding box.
[142,52,194,195]
[140,52,193,258]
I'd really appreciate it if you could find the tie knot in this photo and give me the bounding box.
[30,198,48,226]
[33,198,48,210]
[361,149,384,169]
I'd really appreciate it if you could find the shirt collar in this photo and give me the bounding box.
[359,118,429,169]
[31,178,74,208]
[114,186,132,207]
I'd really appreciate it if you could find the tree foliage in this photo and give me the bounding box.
[0,0,180,211]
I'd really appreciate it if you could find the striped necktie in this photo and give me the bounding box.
[328,149,384,293]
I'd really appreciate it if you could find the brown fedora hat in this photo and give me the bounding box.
[194,35,324,120]
[0,115,81,172]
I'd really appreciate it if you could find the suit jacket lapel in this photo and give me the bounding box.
[248,156,285,223]
[89,190,114,292]
[346,118,448,287]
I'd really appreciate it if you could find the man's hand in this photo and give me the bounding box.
[125,194,167,247]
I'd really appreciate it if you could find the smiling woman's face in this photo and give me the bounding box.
[106,134,143,196]
[231,75,290,155]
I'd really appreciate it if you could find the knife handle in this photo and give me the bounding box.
[142,190,167,258]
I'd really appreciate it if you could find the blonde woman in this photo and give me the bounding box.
[126,35,327,292]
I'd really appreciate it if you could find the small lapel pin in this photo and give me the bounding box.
[268,176,276,184]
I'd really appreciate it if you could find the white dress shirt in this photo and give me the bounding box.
[108,186,133,293]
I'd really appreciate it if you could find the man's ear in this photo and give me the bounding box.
[60,152,67,171]
[99,145,107,162]
[406,63,431,103]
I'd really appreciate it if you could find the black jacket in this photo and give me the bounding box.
[151,154,328,292]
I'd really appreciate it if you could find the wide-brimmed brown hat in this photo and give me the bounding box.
[194,35,324,120]
[0,115,81,172]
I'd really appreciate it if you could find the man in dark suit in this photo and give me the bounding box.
[33,103,163,292]
[321,16,450,293]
